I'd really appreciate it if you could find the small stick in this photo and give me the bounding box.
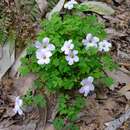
[105,108,130,130]
[119,63,130,67]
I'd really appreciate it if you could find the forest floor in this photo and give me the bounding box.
[0,0,130,130]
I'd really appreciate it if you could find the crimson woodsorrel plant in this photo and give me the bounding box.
[19,0,117,129]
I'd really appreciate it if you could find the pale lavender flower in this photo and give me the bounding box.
[82,33,99,49]
[36,49,52,65]
[79,76,95,96]
[98,40,112,52]
[35,37,55,51]
[65,50,79,65]
[13,96,23,115]
[61,40,74,54]
[35,41,42,49]
[64,0,78,10]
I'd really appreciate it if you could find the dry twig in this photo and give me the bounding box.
[105,108,130,130]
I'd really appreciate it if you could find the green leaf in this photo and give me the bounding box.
[33,95,46,108]
[65,123,79,130]
[78,58,90,74]
[91,69,104,78]
[27,46,36,55]
[22,90,33,106]
[53,118,64,130]
[19,66,30,76]
[20,57,29,65]
[86,47,98,56]
[101,77,114,87]
[63,79,74,90]
[33,80,43,89]
[101,54,118,71]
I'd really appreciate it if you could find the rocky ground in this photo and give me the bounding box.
[0,0,130,130]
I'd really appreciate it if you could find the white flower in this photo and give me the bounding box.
[64,0,78,10]
[98,40,112,52]
[61,40,74,54]
[13,96,23,115]
[79,76,95,96]
[36,49,52,65]
[65,50,79,65]
[82,33,99,49]
[35,37,55,51]
[35,37,55,65]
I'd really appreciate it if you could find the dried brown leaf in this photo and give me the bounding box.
[35,0,48,14]
[13,73,36,96]
[106,70,130,90]
[118,84,130,100]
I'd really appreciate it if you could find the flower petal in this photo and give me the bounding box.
[44,58,50,64]
[61,46,65,52]
[79,87,85,93]
[74,56,79,62]
[87,76,94,83]
[37,59,45,65]
[64,1,76,10]
[82,39,89,46]
[68,3,73,10]
[90,84,95,91]
[66,56,74,65]
[73,50,78,55]
[84,91,89,96]
[70,44,74,50]
[88,42,98,48]
[42,37,49,44]
[48,44,55,51]
[15,97,23,107]
[68,60,74,65]
[46,51,52,57]
[81,79,87,86]
[17,108,24,115]
[68,39,73,43]
[64,2,69,8]
[35,41,42,49]
[86,33,92,41]
[65,56,70,61]
[71,0,78,4]
[36,49,43,59]
[92,37,99,43]
[13,107,18,114]
[64,50,71,55]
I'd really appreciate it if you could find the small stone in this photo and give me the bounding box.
[114,0,124,4]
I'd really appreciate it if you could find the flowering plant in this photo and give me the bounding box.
[19,1,117,129]
[13,96,23,115]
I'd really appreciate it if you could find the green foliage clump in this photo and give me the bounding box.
[20,5,117,129]
[20,13,116,91]
[53,117,79,130]
[23,90,46,108]
[20,14,113,90]
[58,95,85,121]
[52,95,85,129]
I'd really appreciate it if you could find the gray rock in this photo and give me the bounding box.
[0,43,15,80]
